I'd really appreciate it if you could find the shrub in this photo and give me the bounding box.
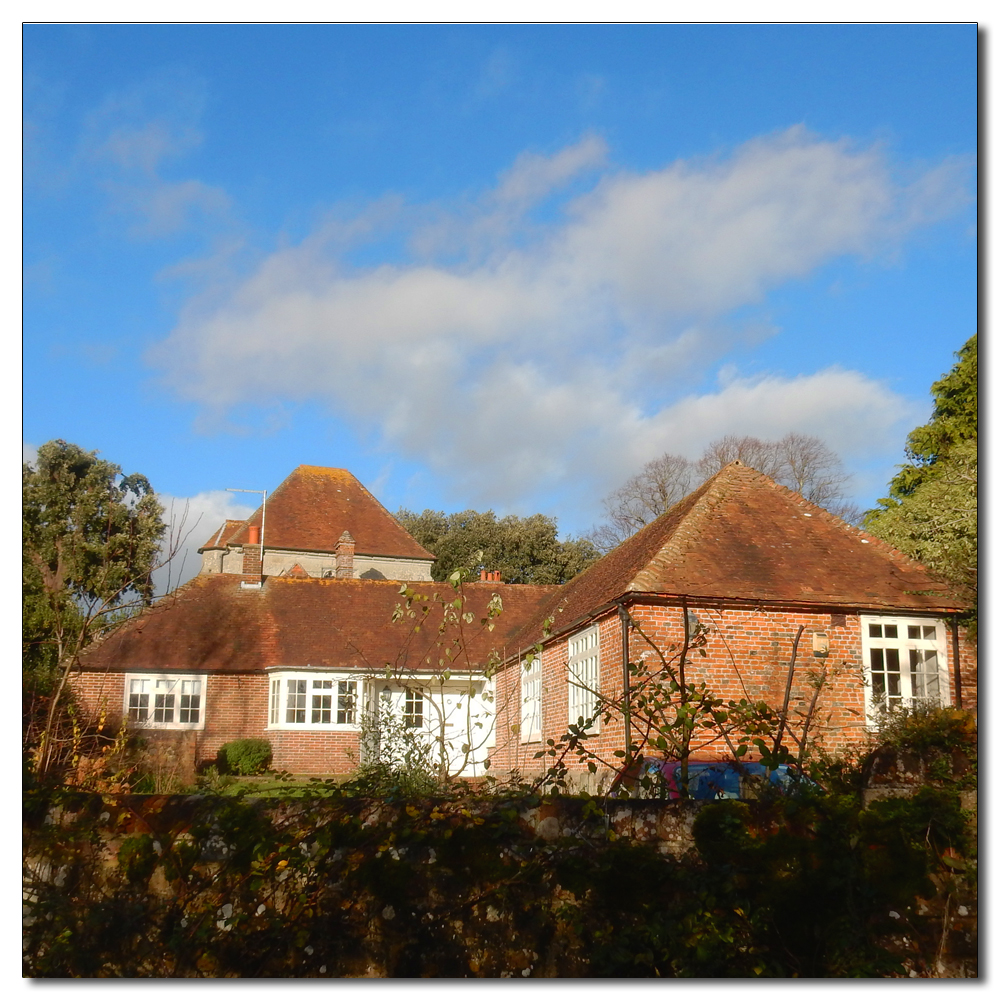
[875,705,977,758]
[343,712,441,798]
[218,739,272,776]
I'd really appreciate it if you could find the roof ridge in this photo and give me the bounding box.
[296,464,350,475]
[512,467,730,642]
[626,462,766,588]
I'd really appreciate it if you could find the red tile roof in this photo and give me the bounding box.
[513,462,968,645]
[205,466,434,561]
[80,576,557,675]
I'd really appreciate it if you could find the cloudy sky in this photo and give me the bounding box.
[23,23,976,586]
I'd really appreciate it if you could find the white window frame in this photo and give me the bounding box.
[403,687,425,729]
[520,657,542,743]
[266,669,362,731]
[567,625,601,732]
[124,674,206,731]
[860,615,950,724]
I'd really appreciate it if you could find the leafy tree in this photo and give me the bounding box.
[23,440,166,775]
[396,508,598,584]
[592,433,858,551]
[864,335,977,608]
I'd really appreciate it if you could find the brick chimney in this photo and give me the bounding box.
[242,524,262,577]
[335,530,355,579]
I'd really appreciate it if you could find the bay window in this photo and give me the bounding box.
[267,670,360,730]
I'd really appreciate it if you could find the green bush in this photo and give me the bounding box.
[218,739,272,776]
[875,705,977,758]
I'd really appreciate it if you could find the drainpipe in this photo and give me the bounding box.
[679,596,691,795]
[617,603,633,770]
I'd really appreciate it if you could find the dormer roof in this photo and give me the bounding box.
[199,519,247,551]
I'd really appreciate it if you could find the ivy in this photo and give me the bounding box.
[23,778,974,978]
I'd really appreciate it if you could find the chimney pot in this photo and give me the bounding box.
[247,524,260,544]
[480,569,487,581]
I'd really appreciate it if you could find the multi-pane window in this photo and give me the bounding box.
[861,616,948,721]
[337,682,356,725]
[521,658,542,742]
[404,688,424,728]
[125,675,204,729]
[311,679,333,723]
[267,672,360,730]
[568,626,600,730]
[128,678,150,722]
[270,678,281,725]
[285,679,308,724]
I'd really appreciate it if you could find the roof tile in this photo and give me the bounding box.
[81,576,557,675]
[211,466,434,561]
[513,462,967,645]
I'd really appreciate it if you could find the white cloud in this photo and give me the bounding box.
[79,68,232,239]
[153,490,254,594]
[23,442,39,467]
[149,128,967,520]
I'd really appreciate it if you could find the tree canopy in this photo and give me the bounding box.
[23,440,166,771]
[863,335,977,608]
[592,433,858,551]
[395,508,599,585]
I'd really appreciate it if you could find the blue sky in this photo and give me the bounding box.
[22,23,977,586]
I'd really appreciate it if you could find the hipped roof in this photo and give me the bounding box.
[198,466,434,561]
[512,462,966,646]
[80,576,557,675]
[134,462,965,678]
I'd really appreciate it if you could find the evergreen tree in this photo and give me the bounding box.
[23,440,166,773]
[396,508,598,585]
[864,335,977,609]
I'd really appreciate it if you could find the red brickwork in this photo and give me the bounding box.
[71,668,362,775]
[242,543,262,578]
[491,600,978,778]
[955,624,977,714]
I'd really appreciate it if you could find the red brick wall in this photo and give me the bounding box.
[491,602,978,778]
[955,623,978,714]
[242,543,262,578]
[71,669,361,775]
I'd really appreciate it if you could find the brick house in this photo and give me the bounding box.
[73,464,556,776]
[72,461,974,782]
[488,462,976,782]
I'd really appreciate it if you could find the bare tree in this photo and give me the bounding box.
[592,434,858,550]
[590,454,696,551]
[696,434,785,481]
